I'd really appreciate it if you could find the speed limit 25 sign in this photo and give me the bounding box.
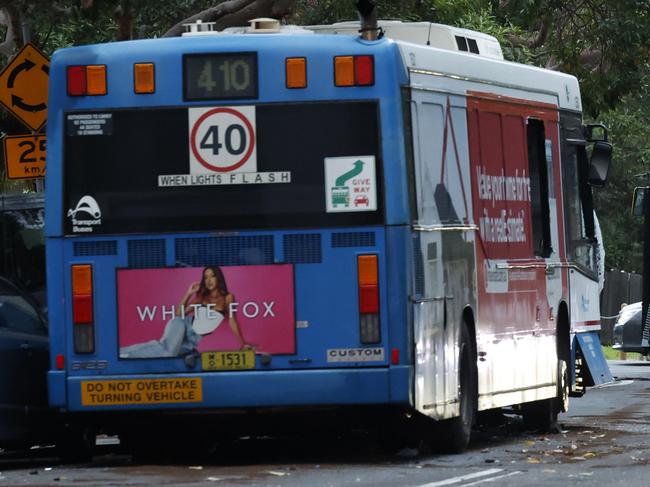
[3,134,46,180]
[188,106,256,174]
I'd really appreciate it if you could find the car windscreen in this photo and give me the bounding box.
[0,201,45,296]
[63,101,383,235]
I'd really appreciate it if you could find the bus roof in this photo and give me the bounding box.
[306,20,504,60]
[50,20,582,113]
[396,39,582,112]
[304,20,580,112]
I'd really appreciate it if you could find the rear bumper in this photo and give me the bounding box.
[49,366,412,412]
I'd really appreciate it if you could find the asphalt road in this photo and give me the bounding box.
[1,360,649,486]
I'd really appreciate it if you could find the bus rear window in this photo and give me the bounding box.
[63,101,383,235]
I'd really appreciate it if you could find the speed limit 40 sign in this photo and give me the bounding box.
[189,106,256,174]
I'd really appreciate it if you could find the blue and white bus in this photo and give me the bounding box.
[45,10,612,453]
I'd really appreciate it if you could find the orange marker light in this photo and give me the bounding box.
[72,264,93,295]
[134,63,155,94]
[357,255,378,285]
[334,56,355,86]
[286,57,307,89]
[86,65,107,95]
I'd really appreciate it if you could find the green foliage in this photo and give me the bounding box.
[593,88,650,272]
[1,0,650,270]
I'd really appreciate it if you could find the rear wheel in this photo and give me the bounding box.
[436,322,477,453]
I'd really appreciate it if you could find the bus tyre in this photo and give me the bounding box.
[436,322,477,453]
[522,359,568,431]
[557,359,570,413]
[56,426,95,464]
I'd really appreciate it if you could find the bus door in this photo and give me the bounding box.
[409,88,474,419]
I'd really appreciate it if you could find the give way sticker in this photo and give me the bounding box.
[188,106,257,174]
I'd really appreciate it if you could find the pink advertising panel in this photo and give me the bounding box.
[117,265,295,358]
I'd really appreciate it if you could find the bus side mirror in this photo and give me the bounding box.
[632,187,648,217]
[584,123,608,142]
[588,140,612,187]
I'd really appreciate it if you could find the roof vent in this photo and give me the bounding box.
[182,20,217,36]
[249,18,281,33]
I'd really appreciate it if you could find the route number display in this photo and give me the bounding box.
[184,52,258,101]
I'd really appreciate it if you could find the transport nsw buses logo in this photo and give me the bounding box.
[157,105,290,188]
[67,195,102,233]
[324,155,377,213]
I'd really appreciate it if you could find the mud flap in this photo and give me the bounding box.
[571,332,613,396]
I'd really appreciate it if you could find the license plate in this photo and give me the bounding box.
[201,350,255,371]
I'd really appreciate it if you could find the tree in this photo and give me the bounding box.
[593,89,650,272]
[0,0,649,268]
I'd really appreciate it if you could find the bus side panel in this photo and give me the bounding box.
[408,89,477,420]
[468,94,559,409]
[384,225,413,404]
[46,238,67,407]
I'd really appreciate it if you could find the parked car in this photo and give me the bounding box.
[612,302,647,355]
[0,194,46,309]
[0,276,54,448]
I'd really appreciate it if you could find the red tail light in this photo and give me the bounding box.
[56,354,65,370]
[72,294,93,323]
[359,285,379,313]
[67,66,87,96]
[391,348,399,365]
[354,55,374,86]
[357,255,380,344]
[72,264,95,353]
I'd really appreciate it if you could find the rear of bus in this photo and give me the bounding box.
[45,27,415,430]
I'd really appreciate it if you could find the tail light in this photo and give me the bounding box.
[67,65,107,96]
[391,348,400,365]
[357,255,380,344]
[67,66,86,96]
[334,55,375,87]
[354,55,374,86]
[72,264,95,353]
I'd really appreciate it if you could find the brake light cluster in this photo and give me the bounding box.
[334,55,374,87]
[66,55,374,95]
[67,63,155,96]
[72,264,95,353]
[67,65,107,96]
[284,54,375,89]
[357,255,380,344]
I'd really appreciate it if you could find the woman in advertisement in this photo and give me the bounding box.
[120,266,252,359]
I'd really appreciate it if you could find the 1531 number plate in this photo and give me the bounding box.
[201,350,255,371]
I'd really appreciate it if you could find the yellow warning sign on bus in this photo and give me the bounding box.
[81,378,203,406]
